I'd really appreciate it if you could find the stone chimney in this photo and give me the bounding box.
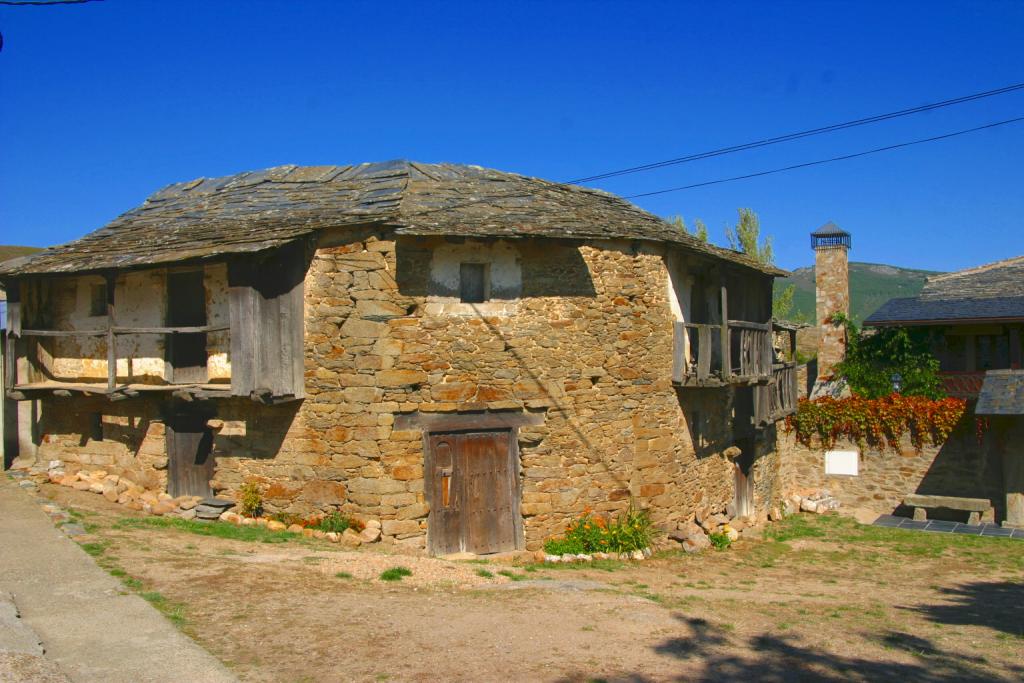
[811,222,851,382]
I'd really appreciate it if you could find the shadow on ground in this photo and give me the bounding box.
[904,580,1024,638]
[556,607,1024,683]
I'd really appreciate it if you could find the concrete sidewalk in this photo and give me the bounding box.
[0,477,236,682]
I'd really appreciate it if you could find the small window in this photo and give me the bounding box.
[89,283,107,317]
[459,263,489,303]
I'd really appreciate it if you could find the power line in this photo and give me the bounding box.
[569,82,1024,184]
[0,1,102,5]
[623,115,1024,199]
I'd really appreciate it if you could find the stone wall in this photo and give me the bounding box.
[28,231,786,551]
[778,430,1006,521]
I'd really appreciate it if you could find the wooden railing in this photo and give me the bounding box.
[754,362,798,425]
[672,320,774,385]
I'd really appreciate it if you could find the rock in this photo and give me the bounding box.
[151,502,175,516]
[177,498,198,511]
[287,524,304,534]
[593,552,609,560]
[769,507,783,522]
[219,511,242,525]
[723,525,740,542]
[365,519,382,530]
[267,520,287,532]
[71,481,91,491]
[544,555,561,563]
[301,528,315,538]
[178,508,197,521]
[341,529,363,547]
[359,526,382,543]
[729,518,746,532]
[682,533,711,553]
[630,550,645,561]
[312,529,327,539]
[87,482,105,494]
[642,547,652,558]
[241,516,256,526]
[194,504,226,520]
[254,517,269,527]
[326,532,340,543]
[62,523,87,537]
[577,553,593,562]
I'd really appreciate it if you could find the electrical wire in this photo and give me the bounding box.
[569,81,1024,184]
[623,115,1024,198]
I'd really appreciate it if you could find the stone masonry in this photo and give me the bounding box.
[28,231,783,550]
[814,244,849,382]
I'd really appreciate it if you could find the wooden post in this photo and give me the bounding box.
[672,322,684,384]
[106,272,116,391]
[5,281,20,393]
[1010,327,1021,369]
[720,285,730,377]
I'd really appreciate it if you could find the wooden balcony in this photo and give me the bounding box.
[753,362,799,426]
[672,320,774,387]
[939,371,986,399]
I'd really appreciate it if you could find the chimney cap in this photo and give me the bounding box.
[811,221,851,250]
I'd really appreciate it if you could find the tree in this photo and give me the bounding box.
[726,208,773,265]
[831,314,945,399]
[772,283,796,320]
[669,215,708,243]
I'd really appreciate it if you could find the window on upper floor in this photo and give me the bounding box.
[459,262,489,303]
[89,283,107,317]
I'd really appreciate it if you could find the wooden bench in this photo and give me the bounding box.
[903,494,994,525]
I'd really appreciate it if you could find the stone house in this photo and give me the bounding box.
[864,255,1024,528]
[0,161,797,554]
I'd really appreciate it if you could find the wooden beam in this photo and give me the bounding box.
[20,329,106,338]
[672,322,685,384]
[720,285,730,377]
[106,272,116,391]
[112,324,229,335]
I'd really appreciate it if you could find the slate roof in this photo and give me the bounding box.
[811,221,849,237]
[865,255,1024,326]
[0,160,785,278]
[975,370,1024,415]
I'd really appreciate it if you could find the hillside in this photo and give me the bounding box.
[0,245,42,263]
[774,261,940,325]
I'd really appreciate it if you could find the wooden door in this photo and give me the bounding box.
[166,270,208,384]
[426,430,519,555]
[733,439,755,518]
[166,411,215,498]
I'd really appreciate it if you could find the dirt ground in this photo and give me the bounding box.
[40,484,1024,683]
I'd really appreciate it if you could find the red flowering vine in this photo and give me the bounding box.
[786,393,973,452]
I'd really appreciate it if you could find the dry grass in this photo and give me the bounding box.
[43,484,1024,682]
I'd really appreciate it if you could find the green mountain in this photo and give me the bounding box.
[774,261,940,325]
[0,245,42,263]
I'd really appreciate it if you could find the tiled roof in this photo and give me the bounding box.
[865,255,1024,325]
[975,369,1024,415]
[0,161,786,278]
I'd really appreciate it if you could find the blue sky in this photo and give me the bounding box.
[1,0,1022,271]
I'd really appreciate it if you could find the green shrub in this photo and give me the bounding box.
[379,566,413,582]
[314,511,363,534]
[542,504,655,555]
[708,531,732,551]
[238,482,263,518]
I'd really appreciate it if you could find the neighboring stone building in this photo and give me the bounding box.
[864,255,1024,528]
[0,161,797,554]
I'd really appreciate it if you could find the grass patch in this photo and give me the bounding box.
[475,568,494,578]
[379,566,413,582]
[498,569,529,582]
[114,516,294,544]
[80,542,107,557]
[335,571,354,579]
[140,591,188,628]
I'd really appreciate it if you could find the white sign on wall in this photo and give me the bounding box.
[824,450,859,476]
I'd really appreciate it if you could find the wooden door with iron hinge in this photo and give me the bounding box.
[426,430,520,556]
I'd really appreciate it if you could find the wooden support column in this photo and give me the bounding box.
[4,281,21,393]
[106,272,116,391]
[720,284,730,377]
[1010,327,1021,369]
